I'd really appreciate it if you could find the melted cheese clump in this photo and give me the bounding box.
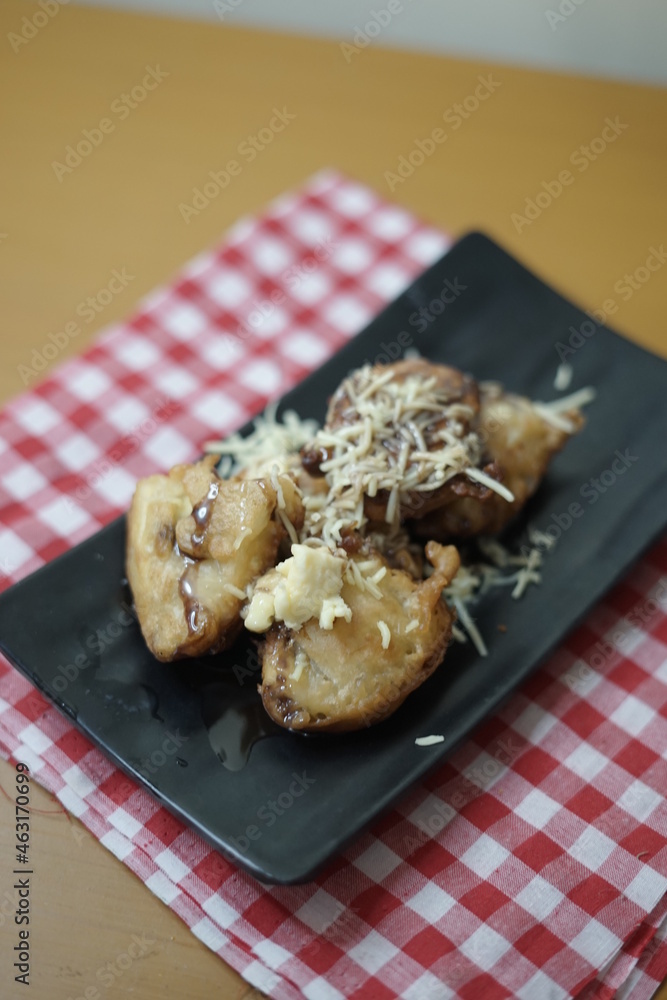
[244,544,352,632]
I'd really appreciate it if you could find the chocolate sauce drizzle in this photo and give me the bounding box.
[178,561,201,636]
[176,478,221,639]
[192,480,219,550]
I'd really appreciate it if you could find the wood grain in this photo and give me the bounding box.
[0,2,665,997]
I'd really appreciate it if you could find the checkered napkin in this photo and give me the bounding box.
[1,170,666,1000]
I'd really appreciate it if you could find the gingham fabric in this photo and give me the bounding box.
[1,170,666,1000]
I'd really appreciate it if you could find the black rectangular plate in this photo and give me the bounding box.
[1,233,666,884]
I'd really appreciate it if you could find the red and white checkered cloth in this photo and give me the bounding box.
[1,170,666,1000]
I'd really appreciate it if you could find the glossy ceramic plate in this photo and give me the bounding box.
[1,233,666,883]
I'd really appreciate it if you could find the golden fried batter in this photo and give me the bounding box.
[126,457,303,661]
[412,386,583,540]
[258,542,460,732]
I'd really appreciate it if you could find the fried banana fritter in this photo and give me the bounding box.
[301,358,483,524]
[301,360,584,541]
[326,358,479,433]
[411,385,583,540]
[126,457,303,661]
[257,542,460,732]
[126,353,587,742]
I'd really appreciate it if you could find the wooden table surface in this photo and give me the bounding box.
[0,3,666,998]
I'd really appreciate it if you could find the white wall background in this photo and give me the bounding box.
[72,0,667,86]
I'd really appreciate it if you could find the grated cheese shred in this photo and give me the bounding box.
[277,508,299,545]
[298,364,517,545]
[554,362,573,391]
[534,386,596,432]
[377,620,391,649]
[415,735,445,746]
[204,401,319,476]
[452,597,489,658]
[443,530,559,655]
